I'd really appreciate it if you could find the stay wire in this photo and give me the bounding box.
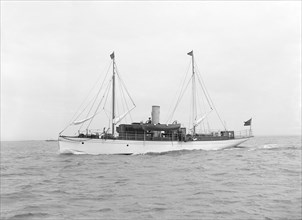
[84,61,112,119]
[59,60,112,134]
[115,64,136,107]
[103,79,113,118]
[118,75,133,123]
[195,62,226,130]
[166,60,192,123]
[86,79,112,130]
[115,65,135,122]
[79,63,112,131]
[169,75,193,124]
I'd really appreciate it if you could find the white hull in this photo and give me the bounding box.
[58,137,250,155]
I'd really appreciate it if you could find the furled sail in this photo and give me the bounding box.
[71,115,96,125]
[113,106,136,125]
[193,109,213,128]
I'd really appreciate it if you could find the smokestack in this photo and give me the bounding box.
[151,105,160,124]
[151,106,160,138]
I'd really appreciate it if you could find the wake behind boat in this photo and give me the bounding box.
[59,51,253,154]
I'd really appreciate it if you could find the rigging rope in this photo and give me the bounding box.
[168,75,193,123]
[195,62,226,131]
[165,55,227,133]
[85,79,112,130]
[115,64,135,123]
[118,74,132,123]
[102,79,113,120]
[195,88,206,133]
[165,60,192,123]
[115,64,136,107]
[59,60,112,135]
[77,65,112,132]
[83,69,110,126]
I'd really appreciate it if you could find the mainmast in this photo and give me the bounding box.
[110,52,115,135]
[187,50,196,135]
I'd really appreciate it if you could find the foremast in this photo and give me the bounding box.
[110,52,115,136]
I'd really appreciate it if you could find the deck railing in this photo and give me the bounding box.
[235,129,253,139]
[77,129,253,141]
[118,132,180,141]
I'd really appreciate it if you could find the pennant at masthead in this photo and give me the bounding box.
[110,52,115,59]
[187,50,193,56]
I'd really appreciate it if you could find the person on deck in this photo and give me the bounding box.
[146,117,151,124]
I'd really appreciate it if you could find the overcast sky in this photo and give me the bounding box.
[1,1,301,141]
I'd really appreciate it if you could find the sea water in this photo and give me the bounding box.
[1,136,301,220]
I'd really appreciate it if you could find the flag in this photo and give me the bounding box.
[244,118,252,126]
[187,50,193,56]
[110,52,115,59]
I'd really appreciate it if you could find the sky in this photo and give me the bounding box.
[1,1,301,141]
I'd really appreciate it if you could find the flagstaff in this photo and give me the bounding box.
[244,118,253,137]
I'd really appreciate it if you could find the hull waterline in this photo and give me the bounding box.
[58,137,250,155]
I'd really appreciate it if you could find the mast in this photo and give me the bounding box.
[110,52,115,135]
[187,50,196,135]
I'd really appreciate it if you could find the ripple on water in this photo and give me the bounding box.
[7,212,49,220]
[1,138,301,220]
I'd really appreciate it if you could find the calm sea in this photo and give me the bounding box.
[1,136,301,220]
